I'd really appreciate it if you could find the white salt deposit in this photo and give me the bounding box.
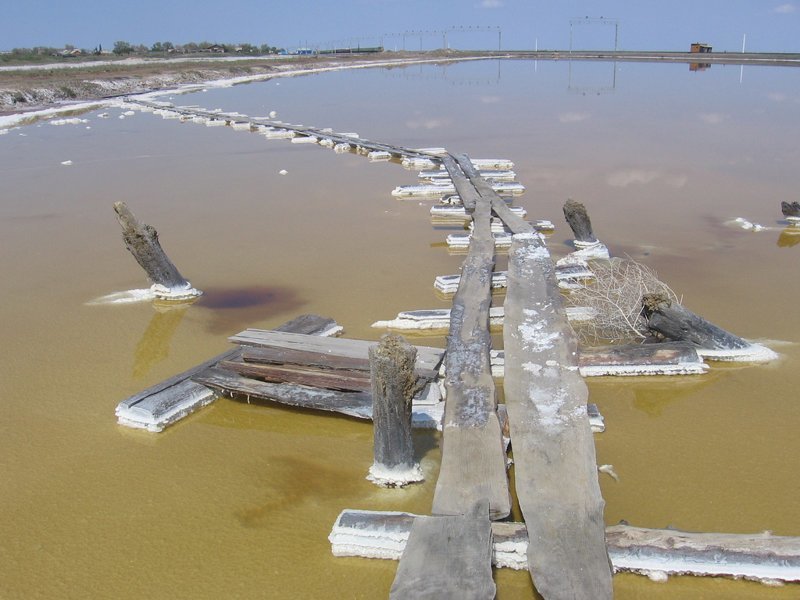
[60,160,72,166]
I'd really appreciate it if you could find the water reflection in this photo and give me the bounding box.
[777,226,800,248]
[196,285,307,334]
[133,304,188,379]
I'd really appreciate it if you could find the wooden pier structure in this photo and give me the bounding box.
[113,96,791,597]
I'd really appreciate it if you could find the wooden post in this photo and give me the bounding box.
[113,201,201,301]
[563,198,598,245]
[367,333,423,487]
[781,200,800,220]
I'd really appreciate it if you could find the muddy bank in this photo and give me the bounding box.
[0,52,457,114]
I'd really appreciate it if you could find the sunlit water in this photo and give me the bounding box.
[1,59,799,599]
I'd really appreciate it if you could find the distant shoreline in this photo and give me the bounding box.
[2,50,798,119]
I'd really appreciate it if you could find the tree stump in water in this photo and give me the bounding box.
[367,333,423,487]
[563,198,598,245]
[113,201,201,300]
[642,293,750,350]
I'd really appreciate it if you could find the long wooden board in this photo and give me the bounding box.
[503,232,613,598]
[390,501,495,599]
[229,330,444,372]
[432,156,511,521]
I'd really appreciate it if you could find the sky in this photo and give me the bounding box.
[2,1,799,53]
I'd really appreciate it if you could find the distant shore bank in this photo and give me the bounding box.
[2,49,798,118]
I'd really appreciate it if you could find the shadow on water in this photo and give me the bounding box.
[196,285,307,334]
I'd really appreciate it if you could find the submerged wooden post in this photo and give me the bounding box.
[781,200,800,221]
[563,198,598,245]
[367,333,423,487]
[113,201,201,300]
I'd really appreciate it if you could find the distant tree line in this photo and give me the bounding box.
[1,41,282,63]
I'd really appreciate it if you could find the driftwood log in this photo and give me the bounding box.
[367,334,422,487]
[642,293,750,350]
[563,199,598,244]
[113,201,201,300]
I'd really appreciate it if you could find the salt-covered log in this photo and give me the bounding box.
[113,201,201,300]
[563,199,597,244]
[642,294,777,362]
[368,334,423,486]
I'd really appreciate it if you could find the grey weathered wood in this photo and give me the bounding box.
[781,200,800,218]
[219,360,373,392]
[115,314,339,431]
[229,329,444,372]
[441,154,480,211]
[454,153,534,235]
[113,201,199,298]
[194,367,375,419]
[241,346,373,371]
[432,159,511,520]
[368,334,419,484]
[578,341,707,376]
[503,232,612,599]
[563,199,597,244]
[331,510,800,583]
[390,500,496,599]
[642,293,750,350]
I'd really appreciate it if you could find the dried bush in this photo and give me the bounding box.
[566,257,678,344]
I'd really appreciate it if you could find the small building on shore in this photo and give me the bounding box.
[691,43,712,53]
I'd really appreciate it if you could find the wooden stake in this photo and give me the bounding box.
[563,198,598,244]
[368,333,423,487]
[113,201,201,300]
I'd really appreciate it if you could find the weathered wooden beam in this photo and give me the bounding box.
[229,329,445,372]
[367,334,423,487]
[389,501,496,600]
[503,232,613,598]
[642,294,777,362]
[577,341,708,376]
[432,159,511,520]
[115,314,341,431]
[454,153,534,235]
[218,360,373,392]
[192,367,444,428]
[113,201,201,301]
[330,510,800,584]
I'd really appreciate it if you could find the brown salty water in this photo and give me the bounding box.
[1,59,799,599]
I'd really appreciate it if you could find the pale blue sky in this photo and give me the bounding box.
[2,1,798,53]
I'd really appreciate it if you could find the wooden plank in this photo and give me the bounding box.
[503,232,613,598]
[441,154,481,211]
[330,510,800,584]
[115,314,340,432]
[578,341,708,376]
[390,501,496,599]
[194,367,374,419]
[454,154,533,235]
[219,360,373,392]
[432,159,511,520]
[229,330,445,372]
[192,367,444,428]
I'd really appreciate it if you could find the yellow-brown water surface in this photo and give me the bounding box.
[1,59,798,599]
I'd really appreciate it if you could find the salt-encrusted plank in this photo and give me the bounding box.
[115,314,341,432]
[503,232,613,598]
[330,511,800,584]
[432,158,511,521]
[390,501,495,600]
[578,342,708,376]
[193,368,444,428]
[372,306,596,331]
[455,154,533,235]
[434,264,594,295]
[229,330,444,372]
